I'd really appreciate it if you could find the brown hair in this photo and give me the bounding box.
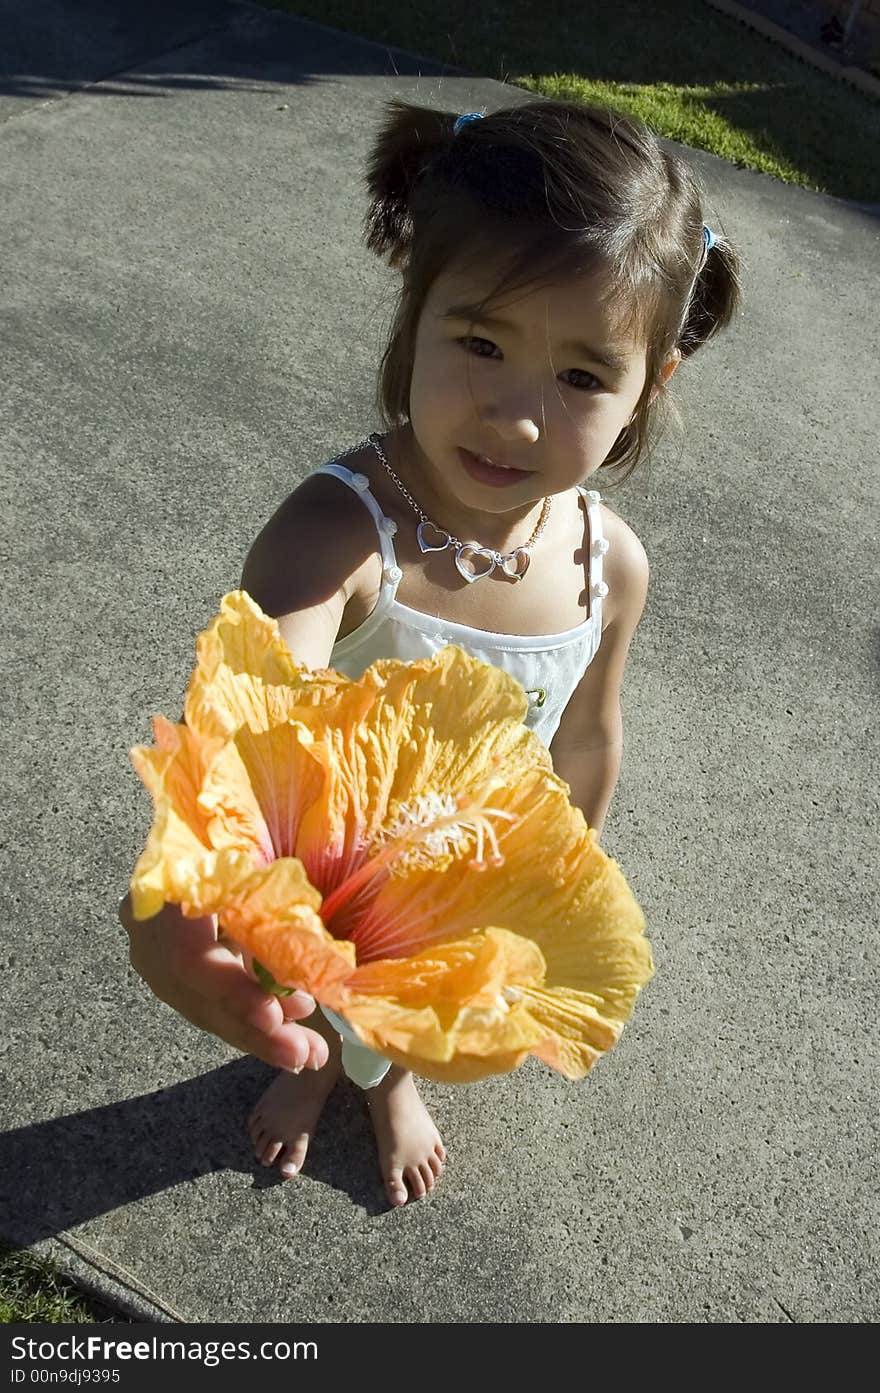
[362,97,743,486]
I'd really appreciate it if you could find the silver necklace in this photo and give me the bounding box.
[365,433,551,585]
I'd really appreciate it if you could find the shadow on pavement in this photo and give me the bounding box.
[0,0,464,110]
[1,1057,391,1247]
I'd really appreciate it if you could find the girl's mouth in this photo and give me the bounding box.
[458,448,531,488]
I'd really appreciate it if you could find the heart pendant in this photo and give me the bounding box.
[417,520,451,553]
[454,543,497,583]
[500,549,530,582]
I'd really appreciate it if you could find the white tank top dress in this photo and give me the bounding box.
[314,439,610,750]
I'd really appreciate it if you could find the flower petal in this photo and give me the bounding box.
[182,591,353,860]
[183,590,345,754]
[130,714,212,845]
[130,711,323,909]
[517,987,622,1079]
[347,925,546,1014]
[217,857,357,996]
[129,810,258,921]
[321,927,547,1081]
[196,723,326,862]
[129,592,355,914]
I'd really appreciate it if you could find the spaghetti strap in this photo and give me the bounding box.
[575,484,610,615]
[311,461,403,601]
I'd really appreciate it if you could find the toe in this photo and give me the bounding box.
[260,1137,283,1167]
[434,1141,447,1164]
[428,1151,444,1178]
[405,1165,427,1200]
[251,1126,271,1160]
[280,1135,311,1178]
[278,1147,300,1178]
[386,1167,408,1208]
[419,1161,435,1192]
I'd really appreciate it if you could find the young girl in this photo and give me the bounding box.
[236,96,742,1208]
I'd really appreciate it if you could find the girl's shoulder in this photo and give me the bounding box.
[595,500,649,632]
[240,448,384,623]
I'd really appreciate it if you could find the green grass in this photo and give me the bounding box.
[1,1243,126,1324]
[257,0,880,202]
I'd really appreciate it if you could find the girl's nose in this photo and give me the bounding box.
[478,401,542,444]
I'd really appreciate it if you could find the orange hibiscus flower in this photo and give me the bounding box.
[129,591,652,1082]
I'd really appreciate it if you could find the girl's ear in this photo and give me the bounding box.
[648,348,682,405]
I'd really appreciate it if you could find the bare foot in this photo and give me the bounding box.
[248,1010,342,1178]
[366,1066,446,1207]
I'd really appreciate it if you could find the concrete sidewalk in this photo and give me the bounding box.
[1,0,877,1323]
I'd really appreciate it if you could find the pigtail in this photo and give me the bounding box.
[361,99,456,271]
[678,232,744,360]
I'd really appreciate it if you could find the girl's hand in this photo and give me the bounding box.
[118,893,330,1072]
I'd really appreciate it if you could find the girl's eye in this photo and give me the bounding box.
[459,335,497,358]
[456,336,602,392]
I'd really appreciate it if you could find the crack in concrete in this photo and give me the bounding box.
[773,1295,797,1321]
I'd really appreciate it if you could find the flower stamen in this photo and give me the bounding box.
[389,777,517,878]
[319,774,519,923]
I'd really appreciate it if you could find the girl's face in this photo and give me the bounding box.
[407,263,674,519]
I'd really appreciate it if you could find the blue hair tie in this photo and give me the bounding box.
[704,224,716,251]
